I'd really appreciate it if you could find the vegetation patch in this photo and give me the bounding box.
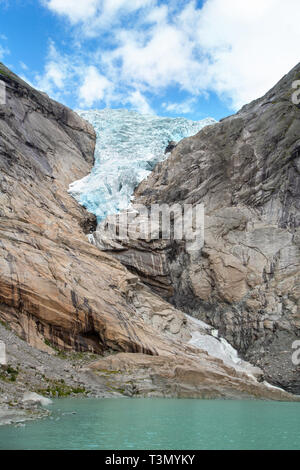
[58,351,99,362]
[110,386,126,394]
[98,369,121,375]
[0,365,19,382]
[34,378,87,398]
[0,67,11,79]
[0,319,11,331]
[44,339,99,363]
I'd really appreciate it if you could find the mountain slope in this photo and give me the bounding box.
[0,62,297,403]
[95,63,300,393]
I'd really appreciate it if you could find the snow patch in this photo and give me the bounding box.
[186,315,262,379]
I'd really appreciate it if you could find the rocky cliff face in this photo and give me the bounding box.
[94,64,300,393]
[0,62,298,402]
[0,62,163,356]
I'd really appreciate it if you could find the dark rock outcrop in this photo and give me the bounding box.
[164,140,177,154]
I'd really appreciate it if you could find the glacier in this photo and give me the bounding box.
[69,109,216,221]
[67,109,273,384]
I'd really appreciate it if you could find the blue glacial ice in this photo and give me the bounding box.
[69,109,216,221]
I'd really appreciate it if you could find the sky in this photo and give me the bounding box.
[0,0,299,121]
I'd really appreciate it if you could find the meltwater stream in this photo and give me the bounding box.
[69,109,216,220]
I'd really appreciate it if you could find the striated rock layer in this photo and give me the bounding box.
[0,63,163,356]
[94,64,300,393]
[0,62,298,401]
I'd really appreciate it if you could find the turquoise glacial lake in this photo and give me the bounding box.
[0,398,299,450]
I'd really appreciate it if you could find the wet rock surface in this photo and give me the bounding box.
[0,323,120,425]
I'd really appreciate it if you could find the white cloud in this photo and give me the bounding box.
[78,66,111,107]
[109,22,204,94]
[40,0,300,112]
[44,0,99,23]
[34,41,70,98]
[126,90,154,115]
[0,31,8,62]
[162,98,197,115]
[101,0,153,18]
[192,0,300,108]
[19,61,28,71]
[44,0,153,32]
[45,62,65,88]
[32,42,113,107]
[0,41,9,61]
[109,0,300,110]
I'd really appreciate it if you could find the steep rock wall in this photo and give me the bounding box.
[94,63,300,393]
